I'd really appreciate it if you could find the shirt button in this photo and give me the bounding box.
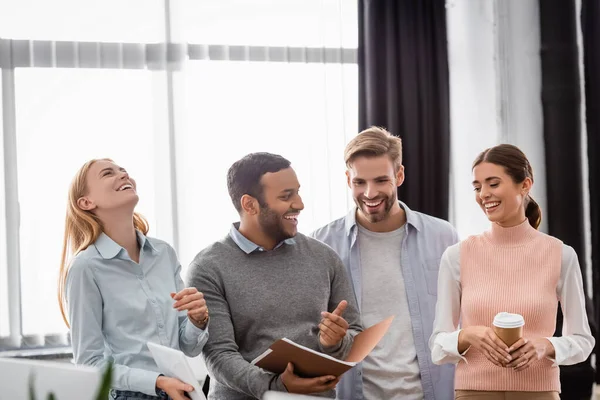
[137,275,143,280]
[159,323,164,328]
[151,299,156,304]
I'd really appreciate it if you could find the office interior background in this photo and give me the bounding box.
[1,0,599,398]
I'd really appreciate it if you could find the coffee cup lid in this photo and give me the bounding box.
[493,312,524,328]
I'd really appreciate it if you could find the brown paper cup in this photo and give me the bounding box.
[492,312,524,347]
[493,325,523,347]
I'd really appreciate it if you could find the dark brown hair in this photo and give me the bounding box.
[472,144,541,229]
[227,152,291,213]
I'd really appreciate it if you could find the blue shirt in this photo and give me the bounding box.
[311,202,459,400]
[66,231,208,395]
[229,222,296,253]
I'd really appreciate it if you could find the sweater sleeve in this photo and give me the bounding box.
[317,251,363,359]
[186,256,281,399]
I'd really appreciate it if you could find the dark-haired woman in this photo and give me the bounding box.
[429,144,594,399]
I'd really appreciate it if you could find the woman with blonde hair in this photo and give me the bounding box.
[58,158,209,400]
[430,144,594,399]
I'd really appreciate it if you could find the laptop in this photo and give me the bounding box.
[0,357,102,400]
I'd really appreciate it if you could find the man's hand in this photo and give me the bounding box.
[156,375,194,400]
[280,363,339,394]
[506,337,554,371]
[171,288,209,329]
[319,300,349,348]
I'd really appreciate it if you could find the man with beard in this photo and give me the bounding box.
[187,152,362,400]
[312,127,460,400]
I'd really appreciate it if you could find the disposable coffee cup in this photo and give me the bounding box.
[492,312,524,347]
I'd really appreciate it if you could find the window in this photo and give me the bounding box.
[0,75,9,338]
[0,0,163,42]
[0,0,358,351]
[182,0,357,47]
[176,61,357,265]
[14,69,157,336]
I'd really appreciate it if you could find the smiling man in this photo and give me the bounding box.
[187,152,362,400]
[312,127,460,400]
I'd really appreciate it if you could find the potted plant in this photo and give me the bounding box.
[28,363,113,400]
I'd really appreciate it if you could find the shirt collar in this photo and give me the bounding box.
[344,200,421,236]
[229,222,296,255]
[94,230,156,260]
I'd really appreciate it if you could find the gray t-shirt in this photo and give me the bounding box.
[358,224,424,399]
[187,232,362,400]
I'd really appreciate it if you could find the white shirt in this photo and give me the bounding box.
[429,242,595,366]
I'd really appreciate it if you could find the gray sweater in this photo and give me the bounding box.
[187,232,362,400]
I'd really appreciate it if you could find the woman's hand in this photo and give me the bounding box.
[458,326,512,366]
[171,288,209,329]
[156,375,194,400]
[506,337,555,371]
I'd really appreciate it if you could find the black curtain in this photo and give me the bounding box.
[582,0,600,385]
[539,0,595,397]
[358,0,450,220]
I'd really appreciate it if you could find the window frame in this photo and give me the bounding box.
[0,26,357,354]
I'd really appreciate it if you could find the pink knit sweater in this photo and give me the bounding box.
[455,220,562,392]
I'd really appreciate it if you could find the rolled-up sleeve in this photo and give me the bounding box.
[175,263,209,356]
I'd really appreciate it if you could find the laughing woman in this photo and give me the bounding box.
[58,158,209,400]
[429,144,594,400]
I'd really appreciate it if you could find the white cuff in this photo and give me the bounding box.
[546,336,567,366]
[432,330,469,364]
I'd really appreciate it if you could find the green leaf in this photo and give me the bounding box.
[28,373,37,400]
[94,362,113,400]
[27,361,113,400]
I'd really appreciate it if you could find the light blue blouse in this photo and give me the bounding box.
[66,231,208,395]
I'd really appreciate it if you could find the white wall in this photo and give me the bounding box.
[447,0,593,297]
[446,0,546,238]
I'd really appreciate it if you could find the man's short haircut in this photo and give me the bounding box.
[227,152,292,213]
[344,126,403,172]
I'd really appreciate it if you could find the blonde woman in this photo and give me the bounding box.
[58,159,209,400]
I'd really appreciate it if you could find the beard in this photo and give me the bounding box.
[258,204,295,243]
[356,191,397,223]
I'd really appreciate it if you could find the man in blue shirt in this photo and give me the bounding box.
[312,127,459,400]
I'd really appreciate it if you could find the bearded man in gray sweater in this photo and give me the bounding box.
[187,152,362,400]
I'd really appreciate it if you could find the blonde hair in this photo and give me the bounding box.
[344,126,403,171]
[58,158,149,327]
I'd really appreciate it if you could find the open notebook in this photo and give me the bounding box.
[147,342,207,400]
[251,315,394,378]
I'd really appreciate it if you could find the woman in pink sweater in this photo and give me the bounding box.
[429,144,595,399]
